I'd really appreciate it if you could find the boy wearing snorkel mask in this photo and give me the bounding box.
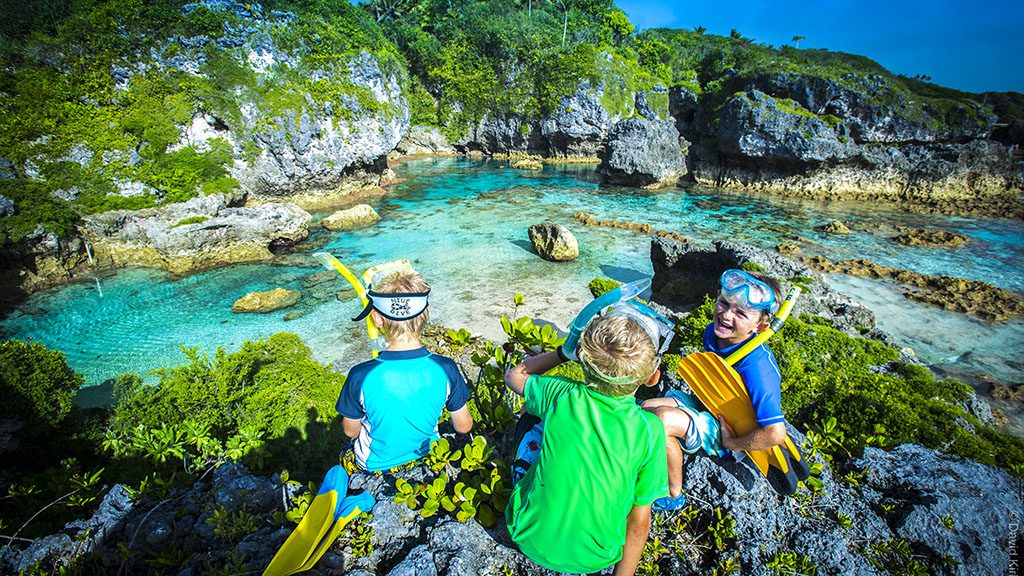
[642,270,786,507]
[336,270,474,471]
[503,309,669,576]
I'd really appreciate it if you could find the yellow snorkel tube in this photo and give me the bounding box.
[725,286,802,366]
[311,252,415,357]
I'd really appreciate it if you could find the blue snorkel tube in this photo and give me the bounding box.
[561,278,652,361]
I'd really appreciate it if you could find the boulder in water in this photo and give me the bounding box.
[528,223,578,262]
[321,204,381,231]
[231,288,301,313]
[893,227,968,248]
[819,220,852,234]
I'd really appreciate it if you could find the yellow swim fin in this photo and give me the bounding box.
[263,466,376,576]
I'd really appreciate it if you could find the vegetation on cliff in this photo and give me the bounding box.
[0,0,397,244]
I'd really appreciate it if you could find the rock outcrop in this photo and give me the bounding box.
[8,438,1018,576]
[231,288,301,313]
[892,227,969,248]
[82,192,311,275]
[321,204,381,231]
[803,255,1024,321]
[394,125,456,156]
[598,117,688,188]
[649,236,878,336]
[683,74,1022,216]
[527,223,579,262]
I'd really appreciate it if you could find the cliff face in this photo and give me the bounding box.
[684,74,1021,214]
[0,0,409,298]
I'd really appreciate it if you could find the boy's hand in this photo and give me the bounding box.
[717,415,736,449]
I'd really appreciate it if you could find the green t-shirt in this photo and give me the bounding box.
[505,375,668,574]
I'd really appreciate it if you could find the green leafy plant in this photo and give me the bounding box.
[342,513,374,558]
[765,550,818,576]
[171,215,207,227]
[444,328,474,350]
[393,478,420,510]
[707,507,736,551]
[460,436,495,472]
[425,438,463,473]
[419,473,449,518]
[205,504,260,544]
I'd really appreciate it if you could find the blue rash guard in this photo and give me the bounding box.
[336,348,471,471]
[702,323,785,427]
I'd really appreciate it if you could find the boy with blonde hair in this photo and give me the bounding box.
[337,269,473,471]
[504,312,668,576]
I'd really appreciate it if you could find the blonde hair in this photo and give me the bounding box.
[373,270,430,341]
[578,314,658,397]
[747,271,784,322]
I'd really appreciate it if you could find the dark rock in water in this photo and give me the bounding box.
[528,223,579,262]
[776,243,801,256]
[819,220,852,234]
[302,270,337,288]
[649,236,876,334]
[892,227,969,248]
[599,117,688,188]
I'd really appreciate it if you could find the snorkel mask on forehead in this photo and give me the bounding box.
[719,269,778,315]
[562,278,675,386]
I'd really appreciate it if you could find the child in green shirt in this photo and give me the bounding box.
[504,313,668,575]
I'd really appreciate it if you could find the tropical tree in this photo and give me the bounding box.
[729,28,742,39]
[693,25,706,35]
[791,34,805,48]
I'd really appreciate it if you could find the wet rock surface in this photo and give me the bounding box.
[322,204,382,231]
[892,227,969,248]
[231,287,302,313]
[527,222,579,262]
[803,255,1024,321]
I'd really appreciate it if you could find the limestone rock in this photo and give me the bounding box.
[231,288,301,313]
[776,243,801,256]
[81,193,311,274]
[234,50,410,205]
[649,236,877,335]
[0,193,13,217]
[892,227,969,248]
[528,223,578,262]
[322,204,381,231]
[511,158,542,171]
[820,220,852,234]
[716,90,857,163]
[853,444,1022,575]
[598,117,688,188]
[803,255,1024,321]
[396,125,455,156]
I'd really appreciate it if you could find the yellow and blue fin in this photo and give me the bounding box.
[263,465,376,576]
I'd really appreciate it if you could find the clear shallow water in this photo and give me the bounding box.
[2,157,1023,400]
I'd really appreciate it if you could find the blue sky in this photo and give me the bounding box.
[616,0,1023,94]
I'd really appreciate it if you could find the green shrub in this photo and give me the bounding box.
[171,215,207,228]
[0,340,84,436]
[111,332,345,476]
[587,276,622,297]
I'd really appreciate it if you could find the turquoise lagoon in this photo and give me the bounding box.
[2,158,1022,413]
